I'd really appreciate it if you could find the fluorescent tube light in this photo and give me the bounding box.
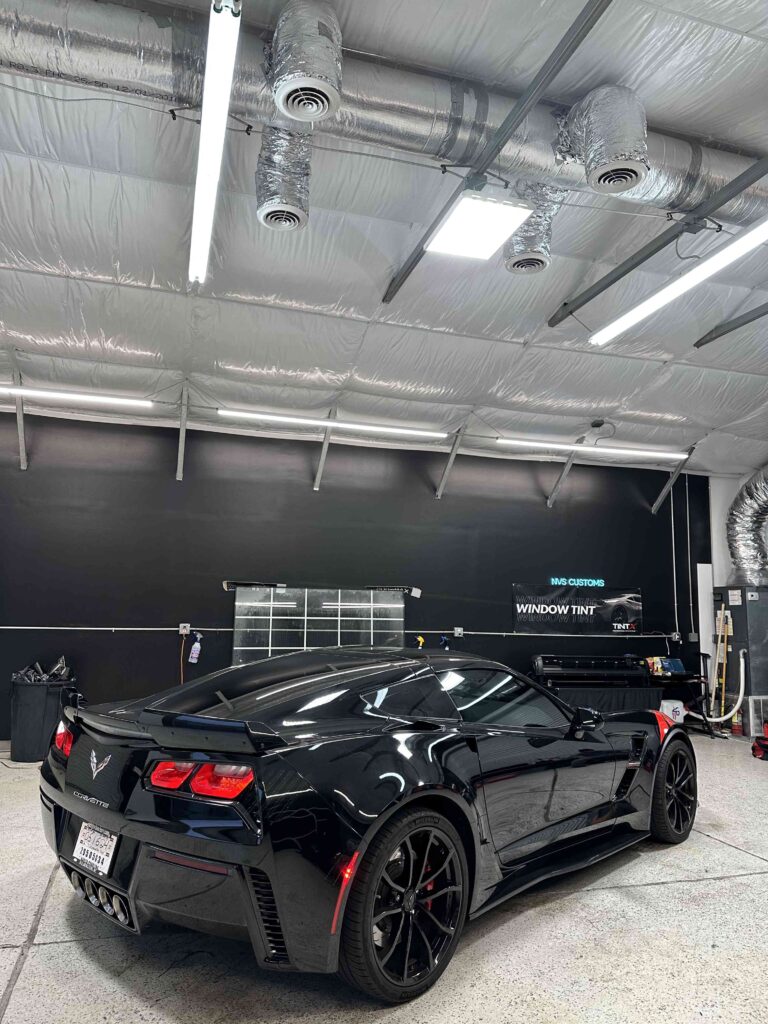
[425,191,533,259]
[590,216,768,347]
[322,603,403,609]
[188,2,242,284]
[217,408,447,439]
[495,437,687,460]
[0,386,153,409]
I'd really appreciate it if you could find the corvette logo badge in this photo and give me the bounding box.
[90,749,111,780]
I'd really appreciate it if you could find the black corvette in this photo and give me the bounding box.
[40,648,697,1002]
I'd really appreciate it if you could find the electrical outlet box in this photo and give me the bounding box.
[671,631,682,642]
[179,623,191,636]
[688,631,699,642]
[453,627,464,637]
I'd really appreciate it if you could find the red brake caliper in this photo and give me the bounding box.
[424,871,435,911]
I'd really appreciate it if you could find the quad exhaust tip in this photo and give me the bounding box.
[588,160,648,194]
[273,78,341,123]
[83,877,100,907]
[68,868,133,928]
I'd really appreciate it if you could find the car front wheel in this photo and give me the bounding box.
[339,807,468,1002]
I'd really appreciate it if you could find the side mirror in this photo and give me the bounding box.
[571,706,603,736]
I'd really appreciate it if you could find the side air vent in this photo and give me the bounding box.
[247,868,290,964]
[614,735,647,800]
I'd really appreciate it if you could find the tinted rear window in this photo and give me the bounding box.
[361,670,459,721]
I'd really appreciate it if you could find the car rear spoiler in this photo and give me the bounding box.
[64,705,287,755]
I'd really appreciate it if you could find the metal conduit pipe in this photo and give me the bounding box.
[1,0,767,224]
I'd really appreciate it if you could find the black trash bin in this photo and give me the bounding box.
[10,676,69,762]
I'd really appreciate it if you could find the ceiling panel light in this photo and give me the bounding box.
[425,191,533,259]
[217,409,447,439]
[188,1,242,284]
[590,215,768,347]
[0,386,153,409]
[495,437,687,460]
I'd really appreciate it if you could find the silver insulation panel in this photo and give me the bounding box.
[566,85,650,194]
[504,182,568,273]
[727,467,768,585]
[0,2,765,224]
[270,0,343,122]
[256,125,312,229]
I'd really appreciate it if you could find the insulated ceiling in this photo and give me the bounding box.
[0,0,766,476]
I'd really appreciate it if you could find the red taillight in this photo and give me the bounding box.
[189,763,254,799]
[53,721,73,758]
[150,761,196,789]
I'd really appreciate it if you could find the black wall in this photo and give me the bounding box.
[0,414,711,737]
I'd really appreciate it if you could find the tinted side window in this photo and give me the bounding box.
[437,668,569,729]
[361,670,459,721]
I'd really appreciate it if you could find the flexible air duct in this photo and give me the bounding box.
[565,85,649,194]
[726,466,768,585]
[504,182,568,273]
[256,125,312,229]
[270,0,342,122]
[0,1,766,225]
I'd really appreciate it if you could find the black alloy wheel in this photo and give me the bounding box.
[665,749,696,834]
[339,808,468,1002]
[650,738,697,843]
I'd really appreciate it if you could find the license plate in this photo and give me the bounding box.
[72,822,118,877]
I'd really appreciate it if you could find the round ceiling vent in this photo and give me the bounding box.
[257,201,308,231]
[273,76,341,123]
[505,250,551,274]
[588,159,649,195]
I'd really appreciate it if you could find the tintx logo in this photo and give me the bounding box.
[612,621,637,632]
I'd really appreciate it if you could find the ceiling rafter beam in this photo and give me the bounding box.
[548,154,768,328]
[693,300,768,349]
[381,0,616,304]
[313,408,337,492]
[651,446,695,515]
[175,380,189,481]
[435,423,468,499]
[12,368,28,471]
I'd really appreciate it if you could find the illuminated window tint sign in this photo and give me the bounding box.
[550,577,605,587]
[515,583,642,635]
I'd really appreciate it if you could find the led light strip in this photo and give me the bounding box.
[590,215,768,347]
[217,408,447,439]
[496,437,687,460]
[0,386,153,409]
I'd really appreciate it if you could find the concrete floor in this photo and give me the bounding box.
[1,735,767,1024]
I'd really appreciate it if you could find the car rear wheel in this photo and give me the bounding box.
[650,738,697,843]
[339,807,468,1002]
